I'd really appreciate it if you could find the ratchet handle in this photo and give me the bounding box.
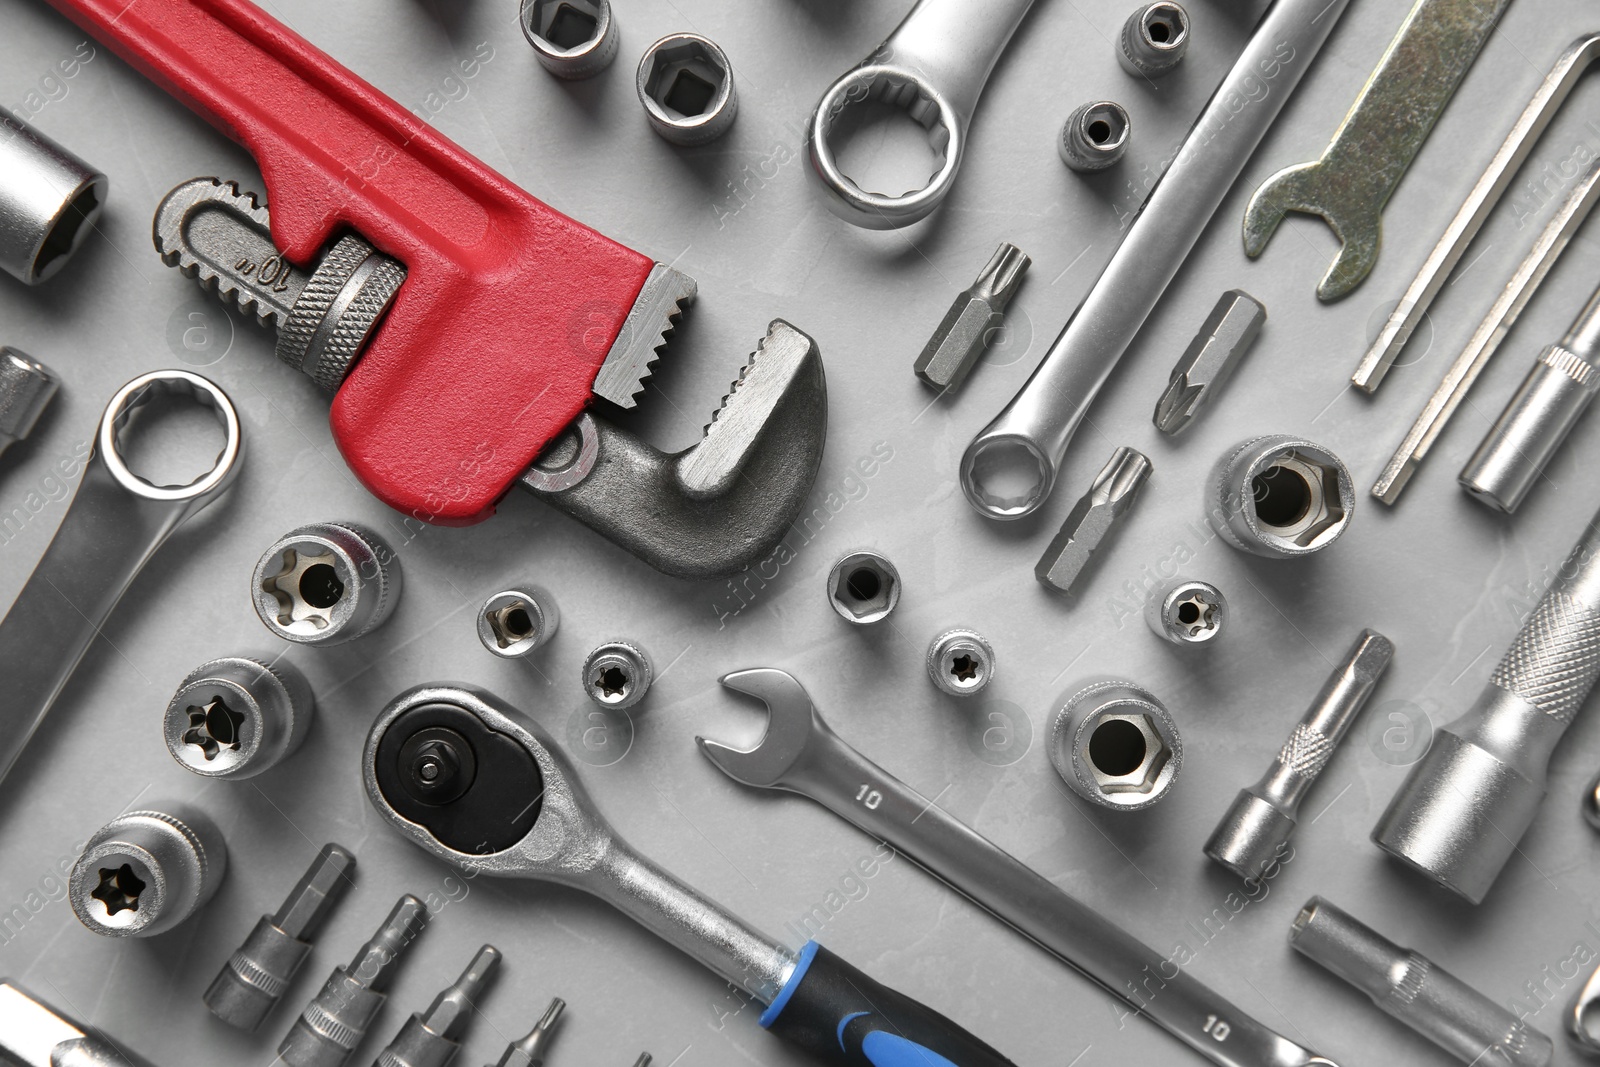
[762,943,1016,1066]
[44,0,655,525]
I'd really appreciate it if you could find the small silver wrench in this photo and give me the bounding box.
[806,0,1039,229]
[702,669,1340,1067]
[0,370,242,786]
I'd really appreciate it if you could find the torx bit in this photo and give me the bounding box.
[1152,290,1266,435]
[373,944,501,1067]
[913,242,1031,392]
[0,348,57,460]
[0,982,159,1067]
[1035,446,1151,595]
[1205,630,1393,880]
[486,998,565,1067]
[279,894,430,1067]
[205,843,357,1032]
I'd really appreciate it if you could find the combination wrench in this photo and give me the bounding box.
[0,370,242,787]
[807,0,1039,229]
[700,669,1340,1067]
[960,0,1350,520]
[362,685,1018,1066]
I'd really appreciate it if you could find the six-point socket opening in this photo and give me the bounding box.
[638,34,737,145]
[828,551,902,625]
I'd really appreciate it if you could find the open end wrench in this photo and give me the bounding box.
[807,0,1039,230]
[701,669,1340,1067]
[1242,0,1512,302]
[0,370,243,788]
[362,685,1018,1067]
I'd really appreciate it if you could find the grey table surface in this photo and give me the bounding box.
[3,0,1600,1064]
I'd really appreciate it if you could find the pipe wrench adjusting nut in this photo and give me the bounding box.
[164,657,314,779]
[1208,436,1353,558]
[520,0,619,79]
[1050,681,1181,810]
[252,522,401,645]
[70,804,228,938]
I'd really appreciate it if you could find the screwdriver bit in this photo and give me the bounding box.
[280,894,431,1067]
[0,348,57,459]
[0,981,159,1067]
[373,944,501,1067]
[913,242,1031,392]
[631,1057,652,1067]
[486,998,565,1067]
[1035,446,1151,595]
[205,843,357,1032]
[1152,290,1266,435]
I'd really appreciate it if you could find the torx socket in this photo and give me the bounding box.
[164,656,314,779]
[926,628,996,697]
[1118,2,1189,77]
[0,982,159,1067]
[637,34,737,145]
[1291,897,1554,1066]
[486,998,566,1067]
[0,108,108,285]
[280,895,430,1067]
[0,348,57,458]
[520,0,619,80]
[913,243,1031,392]
[477,586,559,658]
[1208,436,1354,558]
[373,944,501,1067]
[1049,680,1181,810]
[582,641,653,710]
[1058,101,1130,172]
[69,805,228,938]
[252,522,401,646]
[1460,280,1600,513]
[1036,446,1151,595]
[205,843,357,1032]
[1144,579,1226,645]
[1205,630,1393,880]
[1153,291,1266,435]
[1373,505,1600,903]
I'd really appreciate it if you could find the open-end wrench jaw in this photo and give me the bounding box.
[698,669,828,787]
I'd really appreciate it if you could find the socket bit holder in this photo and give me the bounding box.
[1205,630,1393,880]
[1208,436,1353,558]
[280,895,431,1067]
[1036,446,1151,595]
[1152,291,1266,435]
[827,550,901,625]
[252,522,401,646]
[0,982,160,1067]
[1145,579,1226,645]
[1291,897,1554,1066]
[205,843,358,1032]
[914,243,1031,392]
[1373,505,1600,903]
[926,628,995,697]
[1118,2,1189,77]
[486,998,565,1067]
[1059,101,1130,172]
[637,34,737,145]
[70,804,228,938]
[0,107,108,285]
[0,348,57,459]
[1049,680,1181,811]
[477,586,559,659]
[164,656,315,779]
[583,641,652,710]
[520,0,619,80]
[374,944,501,1067]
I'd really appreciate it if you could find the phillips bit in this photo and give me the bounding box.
[0,348,57,460]
[280,895,430,1067]
[373,944,500,1067]
[913,243,1031,392]
[205,843,357,1032]
[1035,446,1151,596]
[485,998,565,1067]
[1152,290,1266,435]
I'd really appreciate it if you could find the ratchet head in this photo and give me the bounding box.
[698,669,828,788]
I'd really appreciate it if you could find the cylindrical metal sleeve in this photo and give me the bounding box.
[0,108,108,284]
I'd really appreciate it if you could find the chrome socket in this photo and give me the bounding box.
[0,108,108,285]
[1049,681,1181,811]
[1118,2,1190,78]
[69,804,228,938]
[164,656,314,779]
[637,34,738,145]
[583,641,653,710]
[0,348,58,458]
[827,551,901,625]
[0,983,160,1067]
[1059,101,1130,172]
[926,629,996,697]
[477,586,559,659]
[520,0,619,80]
[1144,579,1226,645]
[252,522,401,645]
[1208,435,1354,558]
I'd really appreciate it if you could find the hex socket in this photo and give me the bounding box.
[478,587,559,658]
[0,348,58,456]
[252,522,401,646]
[637,34,737,145]
[827,551,901,624]
[0,108,107,285]
[69,805,228,938]
[164,656,314,779]
[1118,2,1190,77]
[1059,101,1130,172]
[1049,680,1181,810]
[1208,435,1354,558]
[520,0,619,79]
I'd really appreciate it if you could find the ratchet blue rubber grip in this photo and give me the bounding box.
[761,942,1015,1066]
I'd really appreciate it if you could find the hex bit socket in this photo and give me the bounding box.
[1373,505,1600,902]
[280,895,430,1067]
[1291,897,1554,1066]
[485,998,565,1067]
[69,805,228,938]
[0,348,57,459]
[205,843,357,1032]
[1036,446,1150,595]
[1205,630,1393,880]
[374,944,501,1067]
[1152,291,1266,435]
[913,243,1031,392]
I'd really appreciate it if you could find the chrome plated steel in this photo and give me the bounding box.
[0,105,106,285]
[0,348,57,459]
[0,982,159,1067]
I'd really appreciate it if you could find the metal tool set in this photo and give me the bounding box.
[0,0,1597,1064]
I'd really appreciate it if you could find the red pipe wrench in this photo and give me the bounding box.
[44,0,826,579]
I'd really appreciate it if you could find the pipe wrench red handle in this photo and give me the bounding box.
[46,0,655,524]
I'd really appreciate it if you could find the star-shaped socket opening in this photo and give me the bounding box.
[1174,595,1218,637]
[91,863,146,916]
[183,696,247,760]
[263,547,345,630]
[950,654,980,683]
[594,666,631,701]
